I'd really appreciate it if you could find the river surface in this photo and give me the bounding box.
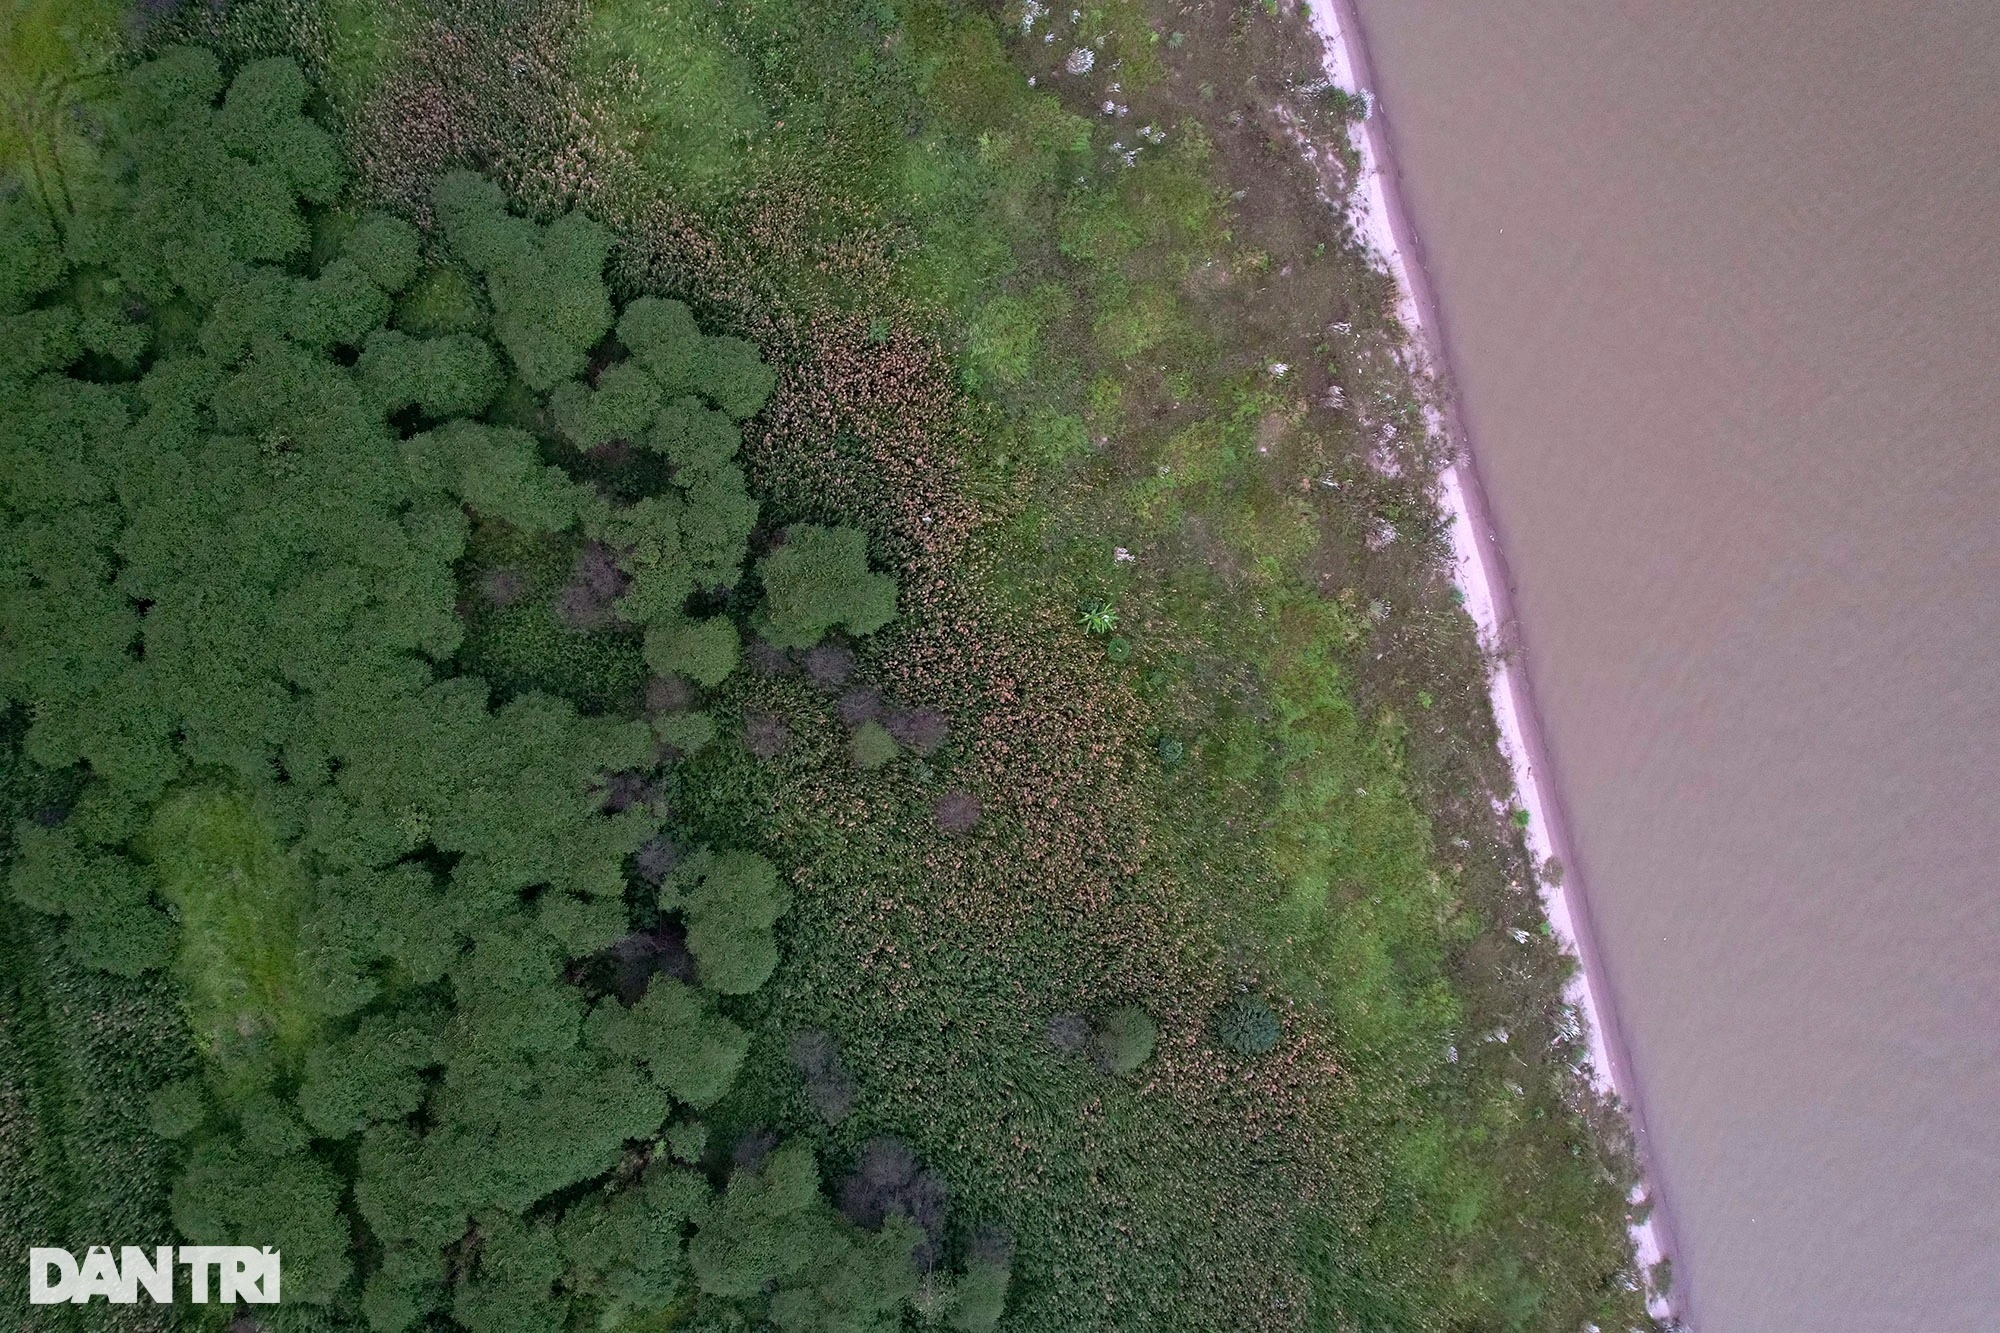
[1345,1,2000,1328]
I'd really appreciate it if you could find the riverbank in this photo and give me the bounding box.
[1303,0,1683,1320]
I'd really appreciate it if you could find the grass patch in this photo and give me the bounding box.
[141,786,314,1094]
[0,0,126,223]
[0,712,193,1329]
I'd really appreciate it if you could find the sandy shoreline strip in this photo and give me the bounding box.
[1301,0,1684,1322]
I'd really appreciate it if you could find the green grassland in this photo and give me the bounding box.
[0,1,1661,1330]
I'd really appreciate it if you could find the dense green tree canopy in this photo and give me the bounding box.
[0,46,960,1331]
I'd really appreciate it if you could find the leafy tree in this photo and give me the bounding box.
[677,466,760,587]
[0,47,996,1331]
[173,1135,351,1303]
[616,295,709,398]
[340,213,424,293]
[656,710,719,753]
[359,330,502,419]
[651,396,742,470]
[699,335,777,420]
[148,1076,211,1141]
[550,360,663,447]
[664,849,792,995]
[767,1217,922,1332]
[557,1166,708,1325]
[297,1006,446,1138]
[578,297,773,443]
[665,1119,710,1164]
[687,1144,823,1299]
[7,825,173,976]
[432,169,612,390]
[947,1257,1013,1332]
[407,420,581,533]
[756,526,898,649]
[396,265,488,336]
[83,50,342,305]
[586,973,749,1106]
[452,1212,569,1333]
[361,1244,444,1333]
[646,614,739,687]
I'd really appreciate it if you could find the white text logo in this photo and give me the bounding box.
[28,1246,280,1305]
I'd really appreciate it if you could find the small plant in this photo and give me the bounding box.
[1155,736,1186,769]
[1077,599,1119,635]
[1103,636,1131,662]
[1313,85,1370,122]
[850,720,899,770]
[664,1119,708,1164]
[1090,1006,1157,1075]
[1212,998,1281,1056]
[1044,1011,1092,1054]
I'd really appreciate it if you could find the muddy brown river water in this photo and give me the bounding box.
[1344,1,2000,1327]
